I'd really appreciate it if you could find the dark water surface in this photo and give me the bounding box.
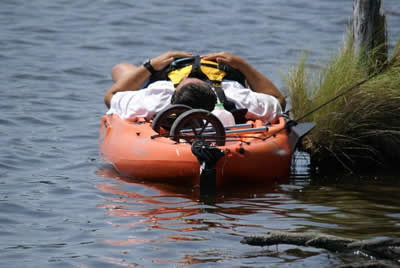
[1,1,400,267]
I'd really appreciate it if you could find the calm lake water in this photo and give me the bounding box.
[1,0,400,267]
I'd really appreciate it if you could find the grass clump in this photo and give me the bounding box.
[286,35,400,173]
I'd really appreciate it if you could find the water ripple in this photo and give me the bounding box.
[1,0,399,267]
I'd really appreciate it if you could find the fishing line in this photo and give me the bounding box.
[293,70,381,123]
[152,69,383,144]
[259,69,383,141]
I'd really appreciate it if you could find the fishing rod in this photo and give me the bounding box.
[259,68,384,141]
[293,70,382,123]
[152,68,383,145]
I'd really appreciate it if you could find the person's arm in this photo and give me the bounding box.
[202,52,286,109]
[104,51,193,108]
[104,65,149,108]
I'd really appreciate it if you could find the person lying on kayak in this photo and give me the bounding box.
[104,51,286,122]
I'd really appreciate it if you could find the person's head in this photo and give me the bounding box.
[171,78,217,111]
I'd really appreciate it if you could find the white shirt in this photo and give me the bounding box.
[107,80,282,122]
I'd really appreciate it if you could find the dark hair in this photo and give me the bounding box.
[171,82,217,111]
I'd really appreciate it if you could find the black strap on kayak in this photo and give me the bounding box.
[188,56,207,80]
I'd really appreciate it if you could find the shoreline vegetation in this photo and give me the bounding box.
[286,29,400,174]
[243,2,400,268]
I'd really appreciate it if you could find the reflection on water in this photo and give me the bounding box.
[96,168,325,266]
[95,163,400,266]
[2,0,399,266]
[96,168,291,236]
[291,152,400,239]
[289,175,400,239]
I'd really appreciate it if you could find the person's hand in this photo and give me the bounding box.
[201,52,246,70]
[150,51,193,71]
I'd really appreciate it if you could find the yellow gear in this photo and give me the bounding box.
[167,59,227,88]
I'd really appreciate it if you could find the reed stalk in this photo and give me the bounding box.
[286,34,400,172]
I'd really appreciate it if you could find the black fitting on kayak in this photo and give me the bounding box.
[191,140,225,195]
[285,120,298,129]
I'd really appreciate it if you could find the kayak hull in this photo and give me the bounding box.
[99,114,294,188]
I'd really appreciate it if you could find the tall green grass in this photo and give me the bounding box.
[286,35,400,172]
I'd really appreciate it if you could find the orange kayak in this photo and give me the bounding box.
[99,106,314,190]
